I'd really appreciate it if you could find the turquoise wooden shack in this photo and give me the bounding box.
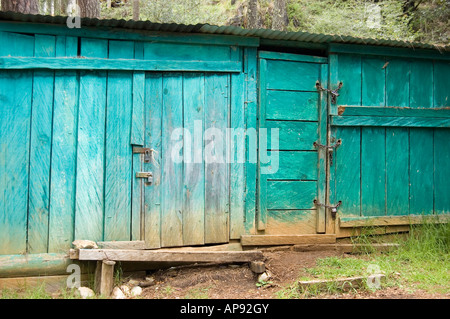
[0,12,449,278]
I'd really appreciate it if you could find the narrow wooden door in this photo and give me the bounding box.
[257,51,329,235]
[140,72,231,248]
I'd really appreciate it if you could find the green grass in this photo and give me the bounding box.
[276,221,450,298]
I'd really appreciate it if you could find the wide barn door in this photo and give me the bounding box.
[139,72,231,248]
[257,51,329,234]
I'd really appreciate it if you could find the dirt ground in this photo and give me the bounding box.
[134,249,449,299]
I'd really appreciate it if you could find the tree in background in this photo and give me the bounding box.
[78,0,100,18]
[1,0,39,14]
[271,0,288,30]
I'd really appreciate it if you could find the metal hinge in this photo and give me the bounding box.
[313,139,342,166]
[313,200,342,218]
[316,81,343,104]
[136,172,153,185]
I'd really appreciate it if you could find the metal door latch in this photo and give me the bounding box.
[132,146,152,163]
[136,172,153,185]
[313,139,342,166]
[316,81,343,104]
[313,200,342,218]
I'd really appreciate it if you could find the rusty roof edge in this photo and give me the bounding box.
[0,11,448,52]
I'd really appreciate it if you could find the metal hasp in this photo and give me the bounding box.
[313,200,342,219]
[136,172,153,185]
[316,81,343,104]
[132,146,152,163]
[313,139,342,166]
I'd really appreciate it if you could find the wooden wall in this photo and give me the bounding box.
[0,26,257,256]
[330,51,450,225]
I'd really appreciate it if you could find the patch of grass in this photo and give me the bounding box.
[0,283,53,299]
[183,285,211,299]
[276,221,450,298]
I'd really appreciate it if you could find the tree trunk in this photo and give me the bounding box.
[77,0,100,18]
[247,0,260,29]
[133,0,140,20]
[1,0,39,14]
[272,0,288,31]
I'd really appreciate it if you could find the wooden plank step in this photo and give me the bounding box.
[292,243,399,253]
[298,275,386,291]
[240,234,336,246]
[71,249,263,263]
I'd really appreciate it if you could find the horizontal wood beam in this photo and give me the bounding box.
[0,21,260,47]
[331,115,450,128]
[0,57,242,72]
[97,241,146,250]
[338,106,450,118]
[0,253,71,278]
[240,234,336,246]
[73,249,264,263]
[339,214,450,228]
[258,50,328,63]
[329,43,450,60]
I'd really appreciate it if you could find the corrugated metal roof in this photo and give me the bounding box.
[0,11,448,52]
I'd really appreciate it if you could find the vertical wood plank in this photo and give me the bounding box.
[75,38,108,242]
[244,47,258,235]
[104,40,134,241]
[131,41,145,241]
[361,56,386,217]
[0,32,34,254]
[183,73,205,245]
[334,54,362,218]
[317,63,328,233]
[229,70,246,239]
[385,59,410,216]
[409,60,434,215]
[433,61,450,215]
[204,73,229,244]
[144,73,163,249]
[160,73,184,247]
[257,59,267,231]
[48,36,79,253]
[27,34,56,253]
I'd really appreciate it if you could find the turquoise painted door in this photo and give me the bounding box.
[141,72,232,248]
[257,51,329,235]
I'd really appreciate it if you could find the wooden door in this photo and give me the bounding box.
[257,51,329,235]
[140,72,231,248]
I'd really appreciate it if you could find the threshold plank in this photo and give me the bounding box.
[240,234,336,246]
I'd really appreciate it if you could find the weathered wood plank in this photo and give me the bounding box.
[317,63,328,233]
[97,241,146,250]
[265,60,320,91]
[0,21,260,47]
[433,61,450,107]
[332,115,450,127]
[160,74,184,247]
[77,249,264,263]
[266,210,317,235]
[229,70,246,239]
[104,41,134,241]
[334,54,362,219]
[361,56,386,217]
[258,51,327,63]
[266,121,317,151]
[244,47,258,235]
[0,32,34,255]
[144,42,232,62]
[385,59,410,216]
[338,106,450,118]
[204,73,229,244]
[240,234,336,246]
[434,129,450,214]
[298,275,385,291]
[339,214,450,227]
[144,73,163,249]
[0,57,242,72]
[182,73,205,245]
[48,37,79,253]
[74,38,108,242]
[267,181,316,210]
[27,34,56,254]
[265,90,319,121]
[263,151,317,180]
